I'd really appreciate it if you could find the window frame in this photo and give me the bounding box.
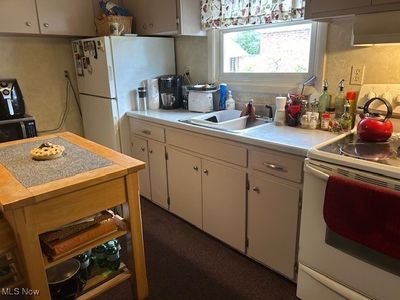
[207,20,328,93]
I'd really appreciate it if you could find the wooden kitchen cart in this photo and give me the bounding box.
[0,132,148,300]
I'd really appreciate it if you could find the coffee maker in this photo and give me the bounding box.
[0,79,25,119]
[158,75,182,109]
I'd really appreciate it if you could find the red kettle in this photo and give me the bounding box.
[357,97,393,142]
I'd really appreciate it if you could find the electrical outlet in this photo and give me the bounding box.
[350,65,365,85]
[184,65,191,76]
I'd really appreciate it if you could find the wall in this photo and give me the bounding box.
[175,17,400,112]
[175,36,208,83]
[325,18,400,92]
[0,36,83,135]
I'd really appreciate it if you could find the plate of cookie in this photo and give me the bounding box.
[31,142,65,161]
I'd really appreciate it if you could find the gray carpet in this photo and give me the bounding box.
[97,198,298,300]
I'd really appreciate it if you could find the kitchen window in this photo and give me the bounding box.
[208,21,327,92]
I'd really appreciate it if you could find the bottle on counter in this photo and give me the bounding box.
[346,91,357,128]
[334,79,346,117]
[219,83,227,110]
[320,112,331,130]
[106,240,121,271]
[318,80,331,115]
[225,90,235,110]
[137,86,147,111]
[93,244,108,268]
[339,101,352,131]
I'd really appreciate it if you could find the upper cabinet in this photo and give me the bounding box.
[305,0,400,19]
[123,0,204,36]
[0,0,95,36]
[0,0,40,34]
[36,0,95,36]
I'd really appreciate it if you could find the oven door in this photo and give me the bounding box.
[297,160,400,300]
[0,121,26,142]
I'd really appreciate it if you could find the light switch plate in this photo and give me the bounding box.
[350,65,365,85]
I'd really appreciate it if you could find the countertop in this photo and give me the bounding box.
[0,132,145,211]
[127,110,338,156]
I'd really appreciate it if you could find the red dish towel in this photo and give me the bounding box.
[324,175,400,259]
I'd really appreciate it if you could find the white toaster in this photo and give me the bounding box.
[188,90,217,112]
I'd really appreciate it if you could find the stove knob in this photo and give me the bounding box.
[2,89,9,95]
[0,82,7,88]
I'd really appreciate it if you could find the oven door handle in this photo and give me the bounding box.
[304,163,330,181]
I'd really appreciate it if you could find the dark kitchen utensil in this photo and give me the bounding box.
[46,259,81,300]
[300,75,317,97]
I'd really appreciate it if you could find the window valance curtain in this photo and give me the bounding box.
[201,0,305,29]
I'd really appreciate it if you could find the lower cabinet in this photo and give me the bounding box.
[131,135,168,208]
[167,147,202,228]
[202,159,246,252]
[247,173,301,279]
[131,135,151,199]
[167,147,246,252]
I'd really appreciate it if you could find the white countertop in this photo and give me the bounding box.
[127,110,338,156]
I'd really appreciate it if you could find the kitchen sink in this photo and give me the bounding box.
[179,110,272,132]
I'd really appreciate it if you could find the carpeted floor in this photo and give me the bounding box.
[97,198,298,300]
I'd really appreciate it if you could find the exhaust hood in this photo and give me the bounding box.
[353,11,400,46]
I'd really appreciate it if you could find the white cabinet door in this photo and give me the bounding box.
[148,140,168,209]
[36,0,95,36]
[131,136,151,200]
[247,174,300,279]
[202,160,246,252]
[0,0,39,34]
[167,147,202,228]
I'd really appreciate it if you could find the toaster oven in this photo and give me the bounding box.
[0,115,37,143]
[188,89,219,113]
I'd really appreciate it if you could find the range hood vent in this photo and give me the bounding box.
[353,11,400,46]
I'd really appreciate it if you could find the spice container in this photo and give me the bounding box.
[321,113,331,130]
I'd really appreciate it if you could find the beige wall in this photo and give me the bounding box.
[0,36,83,136]
[325,18,400,93]
[175,36,208,83]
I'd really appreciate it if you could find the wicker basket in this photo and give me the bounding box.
[95,15,133,36]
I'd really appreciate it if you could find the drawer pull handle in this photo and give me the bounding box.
[43,22,49,28]
[203,169,208,175]
[141,130,151,135]
[263,162,285,171]
[193,166,199,171]
[25,21,32,27]
[252,187,260,193]
[140,147,145,152]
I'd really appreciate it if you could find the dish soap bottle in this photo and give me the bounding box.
[225,90,235,110]
[318,80,330,116]
[334,79,346,117]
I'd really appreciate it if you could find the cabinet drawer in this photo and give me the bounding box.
[166,129,247,167]
[249,149,303,183]
[130,118,165,142]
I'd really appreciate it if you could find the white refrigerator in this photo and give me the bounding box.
[72,36,175,154]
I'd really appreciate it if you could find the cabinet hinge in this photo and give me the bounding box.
[167,196,170,205]
[165,151,168,160]
[298,198,302,209]
[176,17,180,25]
[246,177,250,191]
[245,237,249,249]
[294,262,299,274]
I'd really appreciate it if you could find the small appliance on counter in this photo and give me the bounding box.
[0,115,37,143]
[158,75,183,109]
[0,79,25,120]
[188,84,219,113]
